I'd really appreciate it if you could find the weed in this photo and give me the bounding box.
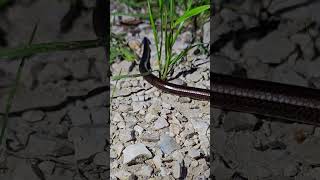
[110,33,138,64]
[147,0,209,80]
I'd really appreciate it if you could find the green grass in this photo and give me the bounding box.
[147,0,209,80]
[110,0,210,81]
[0,22,38,145]
[0,39,104,60]
[110,33,138,64]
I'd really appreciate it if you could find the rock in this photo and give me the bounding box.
[162,102,173,110]
[292,137,320,164]
[154,117,169,130]
[124,116,138,128]
[145,112,158,123]
[141,132,160,142]
[113,143,125,157]
[223,112,259,132]
[290,33,314,59]
[245,57,270,80]
[160,166,169,176]
[159,135,180,154]
[136,165,153,177]
[203,22,210,44]
[111,59,132,74]
[11,159,41,180]
[68,127,106,160]
[271,65,308,87]
[186,70,203,82]
[154,91,161,97]
[121,81,132,88]
[113,112,124,122]
[212,55,235,74]
[90,107,108,124]
[175,112,188,123]
[188,148,202,159]
[190,118,209,135]
[66,57,89,80]
[172,161,182,179]
[123,143,153,165]
[68,107,91,126]
[169,78,186,86]
[131,102,145,112]
[128,39,141,52]
[284,162,299,177]
[160,109,171,117]
[152,153,163,169]
[22,110,45,122]
[117,121,126,129]
[212,161,234,180]
[110,149,117,159]
[134,125,144,135]
[303,167,320,179]
[113,170,135,180]
[117,104,132,112]
[306,57,320,78]
[178,97,191,103]
[184,139,196,147]
[38,63,70,83]
[172,151,184,163]
[118,129,135,142]
[94,152,108,166]
[132,95,146,102]
[243,31,295,64]
[38,161,55,175]
[25,135,73,157]
[52,124,68,137]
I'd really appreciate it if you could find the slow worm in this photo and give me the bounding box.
[140,37,320,125]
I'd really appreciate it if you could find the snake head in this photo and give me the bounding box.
[142,37,151,45]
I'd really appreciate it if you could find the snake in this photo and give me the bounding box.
[139,37,320,126]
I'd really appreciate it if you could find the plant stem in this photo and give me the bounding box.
[0,39,103,60]
[0,22,38,145]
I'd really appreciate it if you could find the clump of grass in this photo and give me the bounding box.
[147,0,209,80]
[110,33,138,64]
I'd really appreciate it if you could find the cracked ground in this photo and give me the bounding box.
[0,1,109,180]
[212,0,320,179]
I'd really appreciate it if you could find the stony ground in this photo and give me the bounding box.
[0,1,109,180]
[212,0,320,180]
[110,2,210,179]
[4,0,320,180]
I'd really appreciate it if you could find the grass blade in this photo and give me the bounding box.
[173,5,209,27]
[0,39,103,60]
[111,70,157,81]
[147,0,161,69]
[169,43,203,66]
[0,22,38,145]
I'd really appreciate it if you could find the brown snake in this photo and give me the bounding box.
[140,37,320,126]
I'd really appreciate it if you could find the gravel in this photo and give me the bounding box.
[110,1,210,178]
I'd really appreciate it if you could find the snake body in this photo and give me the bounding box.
[139,38,210,100]
[140,37,320,125]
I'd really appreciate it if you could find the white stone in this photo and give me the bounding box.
[123,143,152,164]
